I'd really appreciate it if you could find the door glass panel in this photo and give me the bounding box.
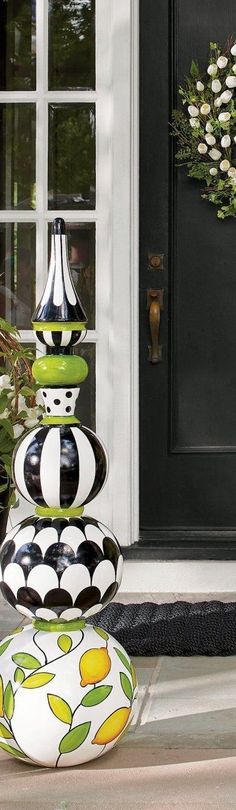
[75,343,95,430]
[0,223,36,329]
[0,0,36,90]
[48,0,95,90]
[0,104,36,210]
[47,222,95,328]
[48,104,95,210]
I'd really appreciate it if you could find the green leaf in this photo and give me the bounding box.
[48,694,72,725]
[14,668,25,685]
[12,653,41,670]
[0,318,19,335]
[190,59,199,78]
[0,742,26,759]
[0,639,12,657]
[0,721,13,739]
[3,682,14,720]
[22,672,55,689]
[120,672,133,702]
[59,722,91,754]
[93,627,109,642]
[114,648,131,674]
[81,685,112,707]
[57,635,72,654]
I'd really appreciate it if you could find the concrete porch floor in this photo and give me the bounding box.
[1,599,236,809]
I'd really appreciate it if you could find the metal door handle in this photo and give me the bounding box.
[147,289,164,363]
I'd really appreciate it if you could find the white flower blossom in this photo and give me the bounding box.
[220,159,230,171]
[212,79,222,93]
[207,63,218,76]
[221,134,231,147]
[209,148,222,160]
[188,105,199,117]
[0,374,11,389]
[218,111,231,122]
[228,166,236,176]
[225,75,236,88]
[230,43,236,56]
[196,81,204,91]
[232,64,236,74]
[0,408,10,419]
[209,167,218,175]
[217,56,228,69]
[198,143,208,154]
[205,134,216,145]
[200,103,211,115]
[13,424,24,439]
[214,97,222,108]
[190,117,200,128]
[221,89,233,103]
[24,417,39,428]
[206,122,213,132]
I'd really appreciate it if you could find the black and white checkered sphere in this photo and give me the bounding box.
[0,515,123,621]
[13,424,108,509]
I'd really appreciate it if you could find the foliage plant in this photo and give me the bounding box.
[0,319,43,508]
[171,39,236,218]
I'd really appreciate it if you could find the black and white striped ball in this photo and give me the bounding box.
[0,516,123,621]
[36,329,85,348]
[13,425,108,509]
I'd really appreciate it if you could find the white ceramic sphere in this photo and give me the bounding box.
[0,623,137,768]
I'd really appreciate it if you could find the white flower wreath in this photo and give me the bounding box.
[171,39,236,218]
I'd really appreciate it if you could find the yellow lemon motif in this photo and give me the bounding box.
[92,706,131,745]
[79,647,111,687]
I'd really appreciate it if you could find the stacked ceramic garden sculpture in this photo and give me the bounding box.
[0,219,137,768]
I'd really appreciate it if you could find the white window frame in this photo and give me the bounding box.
[3,0,139,547]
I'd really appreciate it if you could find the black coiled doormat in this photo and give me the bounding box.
[88,601,236,656]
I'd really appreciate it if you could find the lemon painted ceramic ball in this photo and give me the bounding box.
[0,622,137,768]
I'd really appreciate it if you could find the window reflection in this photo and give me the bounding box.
[49,0,95,90]
[0,0,36,90]
[48,223,95,328]
[48,104,95,210]
[0,104,36,210]
[75,343,95,430]
[0,223,36,330]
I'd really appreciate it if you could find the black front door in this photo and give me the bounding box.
[139,0,236,557]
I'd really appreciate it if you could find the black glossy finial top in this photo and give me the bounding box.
[52,217,66,235]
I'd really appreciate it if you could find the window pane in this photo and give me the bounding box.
[47,222,95,328]
[0,104,36,210]
[48,104,95,210]
[49,0,95,90]
[0,223,36,330]
[0,0,36,90]
[75,343,95,430]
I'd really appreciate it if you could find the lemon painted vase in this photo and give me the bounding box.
[0,622,137,767]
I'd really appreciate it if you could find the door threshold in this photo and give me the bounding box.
[122,537,236,560]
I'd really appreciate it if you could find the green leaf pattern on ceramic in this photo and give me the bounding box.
[14,668,25,685]
[114,647,132,674]
[22,672,55,689]
[57,635,72,654]
[48,694,72,725]
[0,721,13,739]
[0,675,3,717]
[0,639,13,657]
[93,627,109,642]
[3,682,14,720]
[0,742,27,759]
[59,722,91,754]
[12,653,41,670]
[120,672,133,702]
[81,685,113,707]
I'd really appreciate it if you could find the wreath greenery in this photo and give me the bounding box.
[171,39,236,218]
